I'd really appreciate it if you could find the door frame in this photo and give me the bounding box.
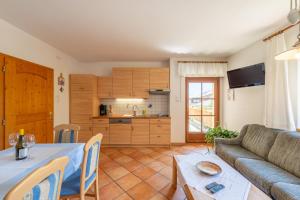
[185,77,220,143]
[0,54,4,150]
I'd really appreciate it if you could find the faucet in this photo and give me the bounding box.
[132,105,138,116]
[126,104,138,116]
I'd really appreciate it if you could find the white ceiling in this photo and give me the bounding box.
[0,0,289,62]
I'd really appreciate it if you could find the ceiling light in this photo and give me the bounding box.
[276,0,300,60]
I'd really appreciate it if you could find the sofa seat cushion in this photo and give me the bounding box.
[271,183,300,200]
[216,144,263,167]
[235,158,300,195]
[268,132,300,178]
[241,124,278,159]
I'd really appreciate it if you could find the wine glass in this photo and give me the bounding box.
[24,134,35,159]
[8,133,18,147]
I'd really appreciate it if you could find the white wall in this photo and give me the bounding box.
[0,19,79,126]
[170,57,226,143]
[223,42,266,131]
[223,25,300,131]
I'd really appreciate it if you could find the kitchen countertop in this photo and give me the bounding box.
[92,114,170,119]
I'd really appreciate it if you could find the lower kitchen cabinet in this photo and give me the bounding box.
[92,119,109,144]
[132,119,150,144]
[150,135,170,145]
[109,124,131,144]
[91,117,170,145]
[77,124,93,143]
[150,119,170,145]
[92,126,109,144]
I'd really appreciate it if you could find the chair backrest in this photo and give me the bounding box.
[5,157,69,200]
[54,124,80,143]
[80,134,103,193]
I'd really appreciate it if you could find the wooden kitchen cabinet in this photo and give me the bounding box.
[93,118,109,144]
[77,124,93,143]
[98,76,113,98]
[150,118,170,145]
[132,119,150,144]
[132,69,149,98]
[150,68,170,89]
[112,68,132,98]
[70,74,98,142]
[109,124,131,144]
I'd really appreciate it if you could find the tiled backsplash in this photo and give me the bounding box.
[100,95,169,116]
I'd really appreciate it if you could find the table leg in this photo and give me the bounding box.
[172,156,177,188]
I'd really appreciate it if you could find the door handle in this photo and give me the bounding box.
[49,112,53,120]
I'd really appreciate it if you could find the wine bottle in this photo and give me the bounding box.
[15,129,28,160]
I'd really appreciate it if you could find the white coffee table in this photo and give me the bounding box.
[172,152,271,200]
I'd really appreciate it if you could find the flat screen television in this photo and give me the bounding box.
[227,63,265,89]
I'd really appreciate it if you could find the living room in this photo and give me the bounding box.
[0,1,299,200]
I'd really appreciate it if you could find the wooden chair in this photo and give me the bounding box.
[60,134,103,200]
[5,157,69,200]
[54,124,80,143]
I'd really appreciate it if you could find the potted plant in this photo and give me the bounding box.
[205,126,238,152]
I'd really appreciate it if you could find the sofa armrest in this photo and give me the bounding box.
[214,124,249,146]
[214,137,241,145]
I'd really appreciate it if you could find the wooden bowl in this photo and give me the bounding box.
[196,161,222,176]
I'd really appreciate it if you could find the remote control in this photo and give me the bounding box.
[205,182,218,190]
[209,184,225,194]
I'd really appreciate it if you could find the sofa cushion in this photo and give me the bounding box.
[216,144,263,167]
[271,183,300,200]
[235,158,300,195]
[241,124,278,159]
[268,132,300,178]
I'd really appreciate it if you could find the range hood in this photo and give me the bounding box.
[149,89,170,95]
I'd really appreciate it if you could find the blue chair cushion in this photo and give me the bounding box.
[58,129,75,143]
[24,171,60,200]
[60,168,97,196]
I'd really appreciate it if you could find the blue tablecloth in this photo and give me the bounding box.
[0,143,84,199]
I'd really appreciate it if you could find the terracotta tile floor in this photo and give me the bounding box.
[97,144,209,200]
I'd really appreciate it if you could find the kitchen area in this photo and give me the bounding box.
[69,67,171,146]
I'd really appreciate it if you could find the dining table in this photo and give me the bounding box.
[0,143,84,200]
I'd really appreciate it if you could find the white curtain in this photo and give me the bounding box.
[178,62,227,77]
[264,34,296,131]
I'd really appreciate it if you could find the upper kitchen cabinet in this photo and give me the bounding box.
[112,68,133,98]
[98,76,113,98]
[150,68,170,89]
[132,68,149,98]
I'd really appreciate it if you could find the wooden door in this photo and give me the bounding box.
[132,119,149,144]
[0,54,4,150]
[150,68,170,89]
[98,76,113,98]
[132,69,149,98]
[186,77,219,143]
[4,56,53,147]
[112,68,132,98]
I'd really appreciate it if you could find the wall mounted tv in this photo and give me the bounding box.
[227,63,265,89]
